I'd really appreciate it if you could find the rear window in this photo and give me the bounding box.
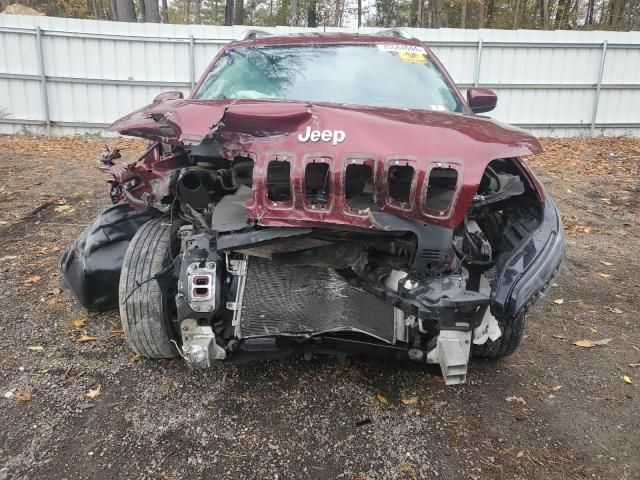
[195,44,462,112]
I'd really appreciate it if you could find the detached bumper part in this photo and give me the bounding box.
[427,330,472,385]
[491,197,565,320]
[59,204,158,311]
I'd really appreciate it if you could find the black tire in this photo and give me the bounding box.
[472,312,526,359]
[119,217,177,358]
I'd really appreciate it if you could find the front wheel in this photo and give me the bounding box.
[472,312,526,359]
[119,217,178,358]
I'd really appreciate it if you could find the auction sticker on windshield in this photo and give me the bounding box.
[377,44,427,63]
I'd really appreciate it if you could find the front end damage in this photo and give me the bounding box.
[60,99,564,385]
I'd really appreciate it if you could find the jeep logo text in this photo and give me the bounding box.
[298,127,346,145]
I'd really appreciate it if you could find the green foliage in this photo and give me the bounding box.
[13,0,640,30]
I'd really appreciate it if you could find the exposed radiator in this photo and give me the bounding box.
[237,257,395,343]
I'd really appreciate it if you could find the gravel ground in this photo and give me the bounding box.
[0,135,638,480]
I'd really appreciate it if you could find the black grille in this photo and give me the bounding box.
[238,257,395,343]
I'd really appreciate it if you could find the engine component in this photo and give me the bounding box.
[180,318,226,368]
[178,169,213,210]
[186,262,217,313]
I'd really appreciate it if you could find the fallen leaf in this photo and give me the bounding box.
[85,385,102,399]
[16,392,31,402]
[552,385,563,391]
[590,327,598,333]
[0,220,8,225]
[623,375,632,384]
[505,396,526,406]
[54,204,72,212]
[24,276,41,285]
[27,346,44,351]
[401,396,419,405]
[377,393,389,406]
[552,298,564,305]
[267,443,279,450]
[574,339,595,348]
[72,318,86,329]
[599,261,614,266]
[593,338,612,346]
[596,272,611,278]
[76,335,98,342]
[552,334,566,339]
[110,330,125,337]
[516,451,524,459]
[609,308,623,314]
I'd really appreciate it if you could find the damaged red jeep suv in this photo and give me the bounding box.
[60,30,564,384]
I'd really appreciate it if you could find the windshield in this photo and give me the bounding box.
[195,44,463,112]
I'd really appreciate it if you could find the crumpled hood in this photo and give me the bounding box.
[109,98,542,160]
[109,99,543,229]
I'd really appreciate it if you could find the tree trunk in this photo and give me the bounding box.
[554,0,566,27]
[521,0,528,26]
[430,0,444,27]
[161,0,168,22]
[586,0,595,23]
[234,0,243,24]
[513,0,519,27]
[109,0,117,19]
[611,0,626,28]
[291,0,298,25]
[224,0,234,25]
[486,0,494,26]
[143,0,160,22]
[478,0,485,27]
[307,0,317,27]
[357,0,362,27]
[183,0,189,22]
[194,0,202,23]
[543,0,549,28]
[115,0,136,21]
[461,0,467,27]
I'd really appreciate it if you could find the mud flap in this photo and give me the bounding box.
[59,203,159,311]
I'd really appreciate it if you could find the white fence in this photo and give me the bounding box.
[1,14,640,137]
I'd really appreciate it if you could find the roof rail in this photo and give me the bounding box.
[376,28,411,40]
[240,29,273,41]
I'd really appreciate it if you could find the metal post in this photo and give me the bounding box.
[35,27,51,136]
[189,35,196,90]
[474,38,483,87]
[590,40,608,136]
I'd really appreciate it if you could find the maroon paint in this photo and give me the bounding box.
[107,34,543,231]
[467,88,498,114]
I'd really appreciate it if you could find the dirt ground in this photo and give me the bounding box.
[0,135,638,480]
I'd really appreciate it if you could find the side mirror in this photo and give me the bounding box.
[467,88,497,114]
[153,90,184,102]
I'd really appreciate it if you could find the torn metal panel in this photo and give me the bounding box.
[108,99,542,231]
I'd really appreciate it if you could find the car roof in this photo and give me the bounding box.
[229,31,428,49]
